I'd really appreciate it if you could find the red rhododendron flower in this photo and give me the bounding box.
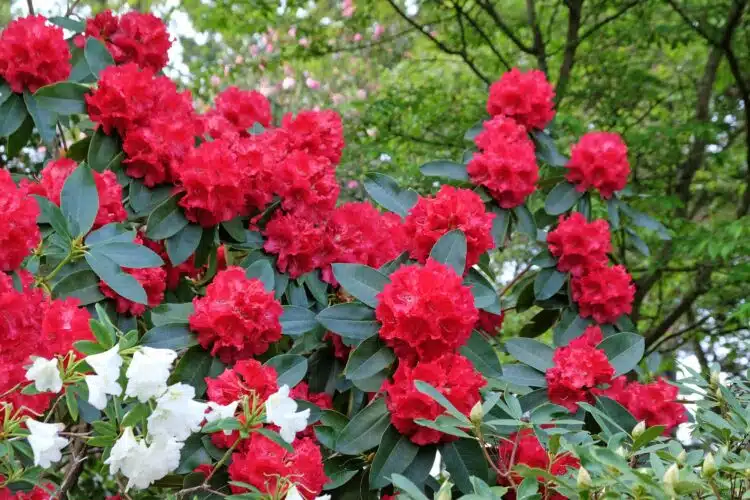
[474,115,532,153]
[123,119,195,187]
[26,158,127,229]
[487,68,555,131]
[383,353,485,445]
[99,266,166,316]
[0,170,40,271]
[199,110,240,141]
[274,151,340,218]
[0,482,55,500]
[595,376,687,433]
[232,133,281,212]
[136,233,201,290]
[0,15,70,93]
[571,264,635,324]
[376,259,478,362]
[206,359,279,406]
[476,310,504,336]
[281,110,345,166]
[566,132,630,199]
[467,139,539,209]
[324,332,351,360]
[547,213,611,277]
[497,428,579,499]
[75,11,171,72]
[214,86,272,133]
[41,298,94,358]
[190,267,283,363]
[404,186,495,269]
[546,326,614,412]
[228,435,327,498]
[178,139,249,227]
[263,211,331,279]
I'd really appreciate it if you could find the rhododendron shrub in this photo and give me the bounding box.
[2,9,730,500]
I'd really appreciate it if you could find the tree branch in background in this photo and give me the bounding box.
[576,1,640,45]
[554,0,583,104]
[26,0,34,15]
[476,0,535,54]
[525,0,548,74]
[454,2,512,70]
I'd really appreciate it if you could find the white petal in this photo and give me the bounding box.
[25,357,63,393]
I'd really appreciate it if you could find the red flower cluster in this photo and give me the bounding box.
[206,359,279,406]
[487,68,555,131]
[324,332,352,360]
[0,483,55,500]
[547,213,611,276]
[25,158,127,230]
[497,428,579,498]
[214,86,272,133]
[0,15,70,93]
[228,435,327,499]
[275,151,340,218]
[376,259,478,363]
[566,132,630,199]
[263,212,331,279]
[137,233,201,290]
[190,267,283,363]
[476,310,504,336]
[41,298,94,356]
[382,353,485,445]
[281,110,345,166]
[545,326,614,411]
[571,264,635,324]
[474,115,531,152]
[99,266,166,317]
[595,376,687,433]
[404,186,495,269]
[0,170,40,271]
[75,11,171,72]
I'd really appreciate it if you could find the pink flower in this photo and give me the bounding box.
[299,38,310,47]
[332,93,345,105]
[356,89,367,100]
[353,33,363,42]
[341,0,355,18]
[288,27,297,37]
[210,75,221,86]
[282,77,296,90]
[373,24,385,40]
[346,180,359,189]
[306,77,320,89]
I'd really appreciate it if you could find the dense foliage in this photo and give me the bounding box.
[0,5,748,500]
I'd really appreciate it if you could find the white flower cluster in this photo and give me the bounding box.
[265,384,311,443]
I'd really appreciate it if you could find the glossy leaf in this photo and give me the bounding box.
[331,263,389,308]
[429,229,467,276]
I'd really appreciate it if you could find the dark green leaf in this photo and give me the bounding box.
[392,474,430,500]
[221,217,246,242]
[7,116,33,157]
[165,224,203,266]
[0,94,27,137]
[85,223,134,246]
[121,402,150,428]
[460,331,502,380]
[245,260,275,292]
[465,269,501,313]
[533,268,566,300]
[87,127,119,173]
[316,303,379,339]
[595,396,638,435]
[544,181,583,215]
[553,310,593,347]
[173,346,213,397]
[176,434,212,474]
[531,130,568,167]
[49,16,85,31]
[331,263,389,308]
[597,332,645,376]
[513,205,536,238]
[505,339,554,372]
[84,37,114,78]
[33,195,71,239]
[93,242,164,268]
[146,195,189,240]
[345,337,395,380]
[280,306,318,337]
[323,457,360,490]
[22,91,56,145]
[363,172,418,217]
[61,164,99,236]
[618,202,670,240]
[33,82,89,115]
[302,271,329,305]
[129,179,172,215]
[264,355,308,387]
[369,425,420,489]
[441,439,492,493]
[52,270,105,305]
[520,309,560,338]
[0,82,11,107]
[429,229,467,276]
[379,251,410,275]
[151,303,194,326]
[607,198,620,229]
[336,398,391,455]
[141,324,197,350]
[420,160,469,181]
[577,193,591,220]
[414,381,469,423]
[626,229,650,257]
[491,206,510,248]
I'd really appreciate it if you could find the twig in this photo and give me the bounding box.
[57,123,68,152]
[56,424,88,500]
[26,0,34,15]
[65,0,82,16]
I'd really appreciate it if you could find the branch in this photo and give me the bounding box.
[554,0,583,104]
[26,0,34,15]
[577,1,640,44]
[385,0,490,84]
[476,0,536,54]
[525,0,549,75]
[56,425,88,499]
[455,2,512,70]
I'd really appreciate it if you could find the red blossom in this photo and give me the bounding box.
[189,267,283,363]
[40,299,94,358]
[474,115,532,153]
[206,359,279,406]
[404,186,494,269]
[215,86,272,133]
[0,483,56,500]
[571,264,635,324]
[467,139,539,209]
[263,211,332,279]
[324,332,351,360]
[232,133,280,212]
[0,15,70,93]
[281,110,345,166]
[476,310,504,336]
[383,353,485,445]
[565,132,630,199]
[0,170,40,271]
[547,213,611,277]
[123,119,195,187]
[228,435,327,499]
[99,266,166,317]
[376,259,478,363]
[136,232,201,290]
[274,151,340,218]
[487,68,555,131]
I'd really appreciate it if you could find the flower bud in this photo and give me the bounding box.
[469,401,483,424]
[436,480,453,500]
[677,450,687,464]
[710,370,720,388]
[663,463,679,494]
[632,420,646,438]
[577,467,592,489]
[702,452,717,478]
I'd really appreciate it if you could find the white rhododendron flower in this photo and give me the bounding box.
[106,427,182,490]
[205,401,239,435]
[265,384,310,443]
[148,383,208,441]
[26,419,68,468]
[125,347,178,402]
[25,357,63,393]
[105,427,144,478]
[84,346,123,410]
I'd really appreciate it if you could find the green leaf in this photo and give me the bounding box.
[302,271,329,305]
[595,396,638,436]
[61,164,99,236]
[73,340,106,356]
[92,242,164,269]
[87,127,120,173]
[151,303,194,326]
[323,457,360,490]
[129,179,172,215]
[345,337,395,381]
[465,269,501,313]
[544,181,583,215]
[0,93,27,137]
[534,268,565,301]
[176,433,212,474]
[316,303,379,340]
[7,116,33,157]
[420,160,470,181]
[141,324,197,350]
[618,202,670,240]
[607,197,620,229]
[52,270,105,305]
[48,16,85,32]
[491,207,510,248]
[85,250,147,304]
[531,130,568,167]
[553,310,593,347]
[221,216,246,242]
[245,260,275,292]
[369,425,420,489]
[414,380,469,423]
[23,91,56,145]
[165,223,202,266]
[460,331,502,380]
[173,346,213,397]
[392,474,430,500]
[429,229,467,276]
[84,37,114,78]
[264,354,308,387]
[146,195,189,240]
[501,364,547,387]
[632,425,665,451]
[34,82,89,115]
[331,263,389,308]
[33,195,71,239]
[255,427,294,452]
[85,224,135,246]
[513,205,537,238]
[597,332,644,376]
[505,338,554,372]
[280,306,318,337]
[66,387,80,421]
[520,309,560,338]
[363,172,418,217]
[120,402,150,428]
[441,439,492,493]
[379,251,410,276]
[0,82,11,107]
[90,320,115,348]
[336,398,391,455]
